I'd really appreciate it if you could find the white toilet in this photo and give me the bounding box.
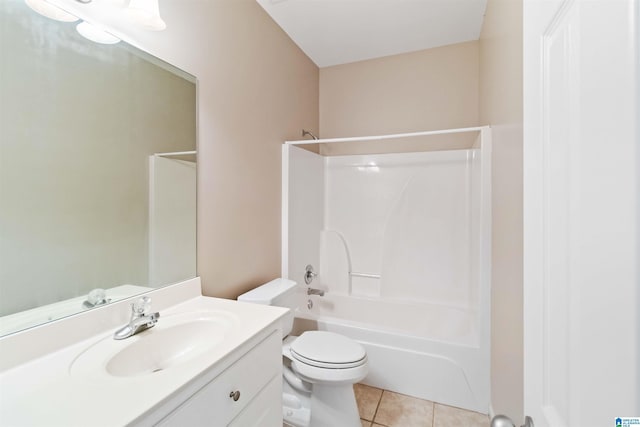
[238,278,368,427]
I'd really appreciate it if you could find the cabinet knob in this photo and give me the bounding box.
[229,390,241,401]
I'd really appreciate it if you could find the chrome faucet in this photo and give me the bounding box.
[304,264,318,285]
[113,296,160,340]
[307,287,325,297]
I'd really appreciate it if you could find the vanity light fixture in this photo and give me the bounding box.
[25,0,167,36]
[24,0,79,22]
[126,0,166,31]
[76,21,121,44]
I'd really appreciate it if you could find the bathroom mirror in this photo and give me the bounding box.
[0,0,197,336]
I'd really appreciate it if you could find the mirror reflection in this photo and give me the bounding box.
[0,0,197,336]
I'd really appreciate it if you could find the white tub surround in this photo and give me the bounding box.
[0,278,289,426]
[283,127,491,414]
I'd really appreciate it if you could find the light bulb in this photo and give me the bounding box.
[76,21,121,44]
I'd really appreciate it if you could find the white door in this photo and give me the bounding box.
[523,1,639,426]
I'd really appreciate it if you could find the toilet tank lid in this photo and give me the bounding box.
[237,278,297,305]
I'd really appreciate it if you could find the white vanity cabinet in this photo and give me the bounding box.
[156,330,282,427]
[0,282,289,427]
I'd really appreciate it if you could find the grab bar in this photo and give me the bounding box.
[349,272,381,279]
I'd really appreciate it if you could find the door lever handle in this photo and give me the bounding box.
[491,415,515,427]
[491,415,534,427]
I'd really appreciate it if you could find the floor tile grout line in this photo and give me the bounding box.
[357,384,383,423]
[372,389,386,426]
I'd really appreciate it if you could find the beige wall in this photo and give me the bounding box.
[188,1,319,299]
[319,41,479,155]
[59,0,319,299]
[479,0,524,420]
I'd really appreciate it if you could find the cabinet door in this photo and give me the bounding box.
[157,332,281,427]
[228,376,282,427]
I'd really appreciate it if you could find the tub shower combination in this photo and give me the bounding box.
[282,127,491,414]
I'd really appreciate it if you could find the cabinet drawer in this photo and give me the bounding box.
[228,376,282,427]
[157,331,281,427]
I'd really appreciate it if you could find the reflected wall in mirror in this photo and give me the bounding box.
[0,0,197,336]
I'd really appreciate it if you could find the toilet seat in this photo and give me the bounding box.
[290,331,367,369]
[286,331,369,386]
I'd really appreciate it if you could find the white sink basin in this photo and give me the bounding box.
[70,310,237,378]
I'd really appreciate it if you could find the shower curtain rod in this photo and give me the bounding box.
[285,125,488,145]
[153,150,197,157]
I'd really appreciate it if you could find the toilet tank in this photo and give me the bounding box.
[237,278,298,337]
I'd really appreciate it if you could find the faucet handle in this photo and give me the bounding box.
[132,296,151,315]
[304,264,318,285]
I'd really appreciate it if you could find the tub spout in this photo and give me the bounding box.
[307,287,325,297]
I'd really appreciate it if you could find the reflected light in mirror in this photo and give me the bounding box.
[24,0,78,22]
[127,0,166,31]
[357,162,380,172]
[76,21,121,44]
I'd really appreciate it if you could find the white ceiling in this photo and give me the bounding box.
[256,0,488,67]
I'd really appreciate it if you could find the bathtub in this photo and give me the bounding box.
[290,291,489,414]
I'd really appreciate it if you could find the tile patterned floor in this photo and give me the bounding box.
[355,384,489,427]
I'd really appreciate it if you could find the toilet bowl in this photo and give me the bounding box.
[288,331,368,385]
[238,278,368,427]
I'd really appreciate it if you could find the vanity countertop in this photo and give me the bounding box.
[0,281,288,427]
